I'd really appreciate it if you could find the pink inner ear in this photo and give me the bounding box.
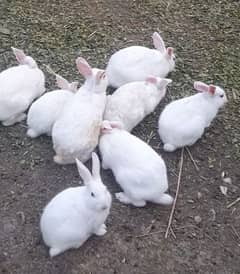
[56,75,68,89]
[194,81,209,93]
[146,75,158,84]
[166,47,173,57]
[208,85,216,95]
[99,71,106,80]
[95,70,105,84]
[76,58,92,78]
[12,48,26,64]
[110,121,123,129]
[152,32,166,53]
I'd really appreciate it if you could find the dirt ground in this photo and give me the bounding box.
[0,0,239,273]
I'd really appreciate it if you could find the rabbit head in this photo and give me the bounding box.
[152,32,175,72]
[56,74,78,93]
[145,75,172,90]
[11,47,38,69]
[101,120,124,135]
[194,81,227,108]
[76,57,108,92]
[75,152,111,212]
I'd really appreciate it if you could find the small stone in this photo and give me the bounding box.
[220,186,228,196]
[194,215,202,224]
[223,177,232,184]
[197,192,202,199]
[122,257,126,263]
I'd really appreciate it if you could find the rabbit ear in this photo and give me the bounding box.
[194,81,209,93]
[76,57,92,78]
[100,120,112,134]
[69,81,79,92]
[11,47,26,64]
[158,78,172,89]
[208,85,216,95]
[91,152,100,179]
[146,75,158,84]
[166,47,174,57]
[152,32,166,53]
[109,121,124,129]
[56,74,69,90]
[75,158,92,185]
[96,70,106,84]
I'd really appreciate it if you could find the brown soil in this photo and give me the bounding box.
[0,0,239,273]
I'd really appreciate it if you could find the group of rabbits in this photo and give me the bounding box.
[0,31,227,257]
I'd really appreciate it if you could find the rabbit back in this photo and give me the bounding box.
[27,90,73,137]
[106,46,163,87]
[53,92,106,163]
[100,129,169,197]
[0,65,45,121]
[104,82,149,131]
[158,94,208,149]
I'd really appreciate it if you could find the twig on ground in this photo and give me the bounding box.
[230,225,240,242]
[186,147,199,171]
[146,130,155,144]
[170,227,176,239]
[44,64,56,76]
[88,30,97,39]
[136,229,164,238]
[227,197,240,209]
[165,148,184,239]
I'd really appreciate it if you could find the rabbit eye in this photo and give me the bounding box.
[91,192,95,197]
[220,94,224,98]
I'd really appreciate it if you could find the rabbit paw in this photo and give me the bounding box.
[49,247,62,257]
[115,192,146,207]
[27,128,40,138]
[2,113,26,126]
[115,192,131,204]
[94,224,107,236]
[163,143,176,152]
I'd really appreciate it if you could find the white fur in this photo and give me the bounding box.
[158,82,227,151]
[104,76,172,131]
[0,47,45,126]
[27,75,78,138]
[99,121,173,207]
[106,32,175,88]
[52,58,108,164]
[40,153,112,257]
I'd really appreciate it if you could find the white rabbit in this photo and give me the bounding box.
[27,74,78,138]
[158,81,228,152]
[52,57,108,164]
[106,32,175,88]
[99,120,173,207]
[40,152,112,257]
[104,76,172,131]
[0,47,45,126]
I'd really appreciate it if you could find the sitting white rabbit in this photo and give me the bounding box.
[0,47,45,126]
[40,152,112,257]
[158,81,228,152]
[106,32,175,88]
[52,57,108,164]
[99,120,173,207]
[104,76,172,131]
[27,74,78,138]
